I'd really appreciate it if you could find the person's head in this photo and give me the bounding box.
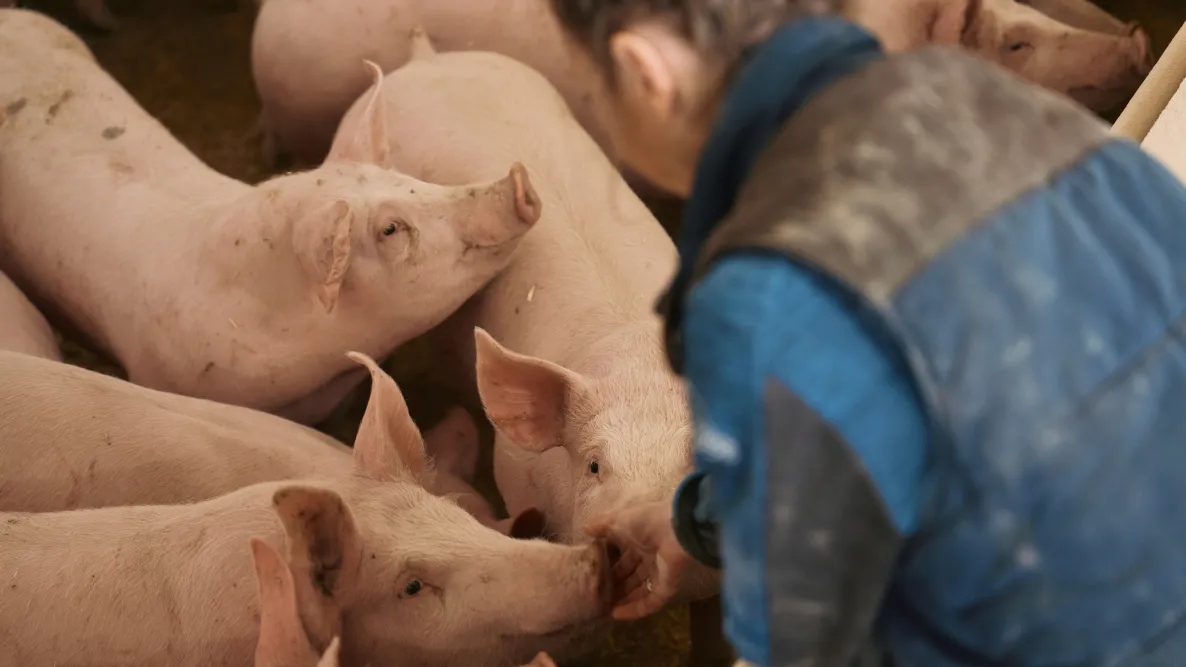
[550,0,840,195]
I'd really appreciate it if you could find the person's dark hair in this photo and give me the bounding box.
[550,0,842,76]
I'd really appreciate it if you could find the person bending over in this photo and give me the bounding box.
[548,1,1186,666]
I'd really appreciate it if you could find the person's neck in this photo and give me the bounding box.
[657,14,886,356]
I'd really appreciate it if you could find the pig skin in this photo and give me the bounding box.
[250,0,616,168]
[0,9,541,426]
[0,349,523,518]
[251,0,1147,178]
[843,0,1152,112]
[0,352,613,667]
[0,349,349,512]
[0,270,60,360]
[332,39,722,661]
[334,39,694,567]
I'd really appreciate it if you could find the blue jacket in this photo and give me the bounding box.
[664,15,1186,667]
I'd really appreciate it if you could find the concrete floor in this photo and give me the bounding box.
[19,0,1186,664]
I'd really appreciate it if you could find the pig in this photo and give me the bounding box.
[0,8,540,426]
[0,351,612,667]
[250,0,1147,175]
[0,349,521,518]
[250,0,615,168]
[846,0,1152,111]
[0,349,351,512]
[0,270,60,360]
[423,405,551,539]
[251,538,344,667]
[332,37,724,663]
[336,37,691,561]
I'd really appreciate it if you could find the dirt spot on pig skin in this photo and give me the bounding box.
[45,90,73,121]
[3,97,27,120]
[101,125,126,139]
[64,470,82,509]
[200,361,216,375]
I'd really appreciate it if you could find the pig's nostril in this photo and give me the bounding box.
[606,543,622,567]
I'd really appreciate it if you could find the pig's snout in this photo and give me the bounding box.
[1130,28,1153,73]
[457,164,541,253]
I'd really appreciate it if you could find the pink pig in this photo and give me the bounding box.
[0,349,349,511]
[0,348,537,529]
[848,0,1152,111]
[335,35,693,560]
[250,0,1149,173]
[0,270,59,360]
[0,351,612,667]
[332,40,724,662]
[250,0,614,167]
[0,8,540,426]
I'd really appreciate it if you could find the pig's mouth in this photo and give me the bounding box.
[461,238,515,258]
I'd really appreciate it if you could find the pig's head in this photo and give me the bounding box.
[260,60,541,327]
[961,0,1151,111]
[249,538,342,667]
[269,352,612,666]
[473,327,693,544]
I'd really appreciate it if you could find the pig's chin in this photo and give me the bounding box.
[497,619,611,663]
[1067,84,1129,112]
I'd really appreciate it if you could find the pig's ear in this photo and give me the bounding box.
[422,406,480,479]
[325,60,391,168]
[250,538,322,667]
[347,351,427,481]
[931,0,978,44]
[317,637,342,667]
[409,25,437,60]
[292,199,353,314]
[473,327,588,453]
[271,486,359,648]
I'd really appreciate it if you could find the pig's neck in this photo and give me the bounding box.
[49,181,253,360]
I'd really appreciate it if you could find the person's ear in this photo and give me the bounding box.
[609,29,678,120]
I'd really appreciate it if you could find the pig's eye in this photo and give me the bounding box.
[402,579,422,597]
[588,460,600,476]
[382,222,399,237]
[1008,41,1031,52]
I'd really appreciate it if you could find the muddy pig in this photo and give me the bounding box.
[251,538,343,667]
[847,0,1152,111]
[0,8,540,426]
[0,270,59,360]
[0,352,612,667]
[0,350,518,517]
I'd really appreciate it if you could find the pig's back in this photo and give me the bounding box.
[0,9,232,198]
[0,501,265,667]
[0,351,351,512]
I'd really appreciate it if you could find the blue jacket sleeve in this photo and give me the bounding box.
[670,252,931,666]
